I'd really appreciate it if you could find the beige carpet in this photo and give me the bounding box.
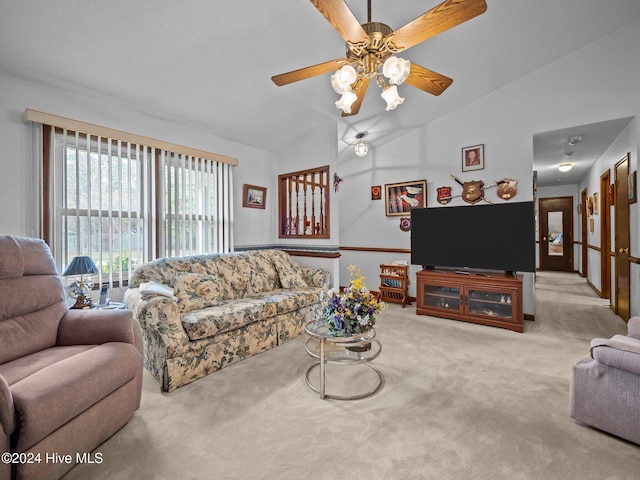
[63,271,640,480]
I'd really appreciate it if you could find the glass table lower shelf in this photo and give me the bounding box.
[304,319,383,400]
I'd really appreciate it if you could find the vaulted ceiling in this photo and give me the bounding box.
[1,0,639,160]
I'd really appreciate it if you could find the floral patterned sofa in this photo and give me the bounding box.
[124,249,331,391]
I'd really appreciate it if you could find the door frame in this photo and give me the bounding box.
[600,171,611,299]
[539,196,574,272]
[581,188,588,278]
[614,153,631,321]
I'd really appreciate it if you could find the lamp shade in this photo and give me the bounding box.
[330,65,357,94]
[63,256,99,276]
[381,85,404,111]
[382,57,411,85]
[335,90,358,114]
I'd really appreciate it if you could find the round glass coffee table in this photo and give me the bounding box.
[304,319,383,400]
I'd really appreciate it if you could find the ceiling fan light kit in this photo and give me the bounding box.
[272,0,487,116]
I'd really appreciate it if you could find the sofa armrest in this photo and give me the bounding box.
[57,308,136,346]
[300,267,332,290]
[0,374,16,436]
[125,288,190,356]
[590,335,640,375]
[628,316,640,339]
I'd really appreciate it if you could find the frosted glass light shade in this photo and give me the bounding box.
[354,140,368,157]
[330,65,357,94]
[558,163,573,172]
[382,56,411,85]
[335,90,358,114]
[381,85,404,111]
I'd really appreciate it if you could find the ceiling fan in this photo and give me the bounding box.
[272,0,487,116]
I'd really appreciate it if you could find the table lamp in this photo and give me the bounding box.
[63,255,99,309]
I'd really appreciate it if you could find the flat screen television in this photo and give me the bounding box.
[410,201,536,273]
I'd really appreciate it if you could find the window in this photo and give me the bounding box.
[29,109,236,289]
[278,165,330,238]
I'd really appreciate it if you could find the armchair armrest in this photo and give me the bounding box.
[590,334,640,375]
[57,308,135,346]
[628,316,640,339]
[300,267,332,290]
[0,374,16,436]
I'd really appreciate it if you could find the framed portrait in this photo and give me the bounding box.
[385,180,427,216]
[371,185,382,200]
[587,196,594,216]
[593,192,599,214]
[242,184,266,209]
[462,144,484,172]
[628,171,637,204]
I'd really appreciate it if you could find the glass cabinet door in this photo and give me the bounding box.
[467,288,515,319]
[423,284,461,312]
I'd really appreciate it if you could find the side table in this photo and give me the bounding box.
[304,319,383,400]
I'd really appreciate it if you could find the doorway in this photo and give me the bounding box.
[600,171,611,300]
[539,196,574,272]
[614,153,631,321]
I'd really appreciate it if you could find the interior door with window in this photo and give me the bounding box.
[539,197,573,272]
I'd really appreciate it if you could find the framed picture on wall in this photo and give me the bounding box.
[593,193,599,214]
[628,171,637,204]
[385,180,427,216]
[462,144,484,172]
[242,184,267,209]
[371,185,382,200]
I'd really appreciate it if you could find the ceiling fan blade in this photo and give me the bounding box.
[310,0,369,44]
[272,58,348,86]
[404,63,453,96]
[342,77,370,117]
[391,0,487,51]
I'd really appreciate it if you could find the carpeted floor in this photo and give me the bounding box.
[63,271,640,480]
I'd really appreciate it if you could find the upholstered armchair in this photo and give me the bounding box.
[570,316,640,445]
[0,235,143,480]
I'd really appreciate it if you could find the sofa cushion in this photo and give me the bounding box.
[251,289,321,315]
[271,251,308,289]
[173,273,224,312]
[181,298,278,341]
[9,342,140,451]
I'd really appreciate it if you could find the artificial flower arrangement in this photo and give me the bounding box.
[321,264,385,337]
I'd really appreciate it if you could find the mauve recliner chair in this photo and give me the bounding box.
[571,316,640,445]
[0,235,143,480]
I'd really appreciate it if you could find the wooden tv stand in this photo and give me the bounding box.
[416,268,523,333]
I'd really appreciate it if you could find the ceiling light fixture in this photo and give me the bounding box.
[332,53,410,114]
[558,163,573,172]
[568,135,583,145]
[354,133,369,157]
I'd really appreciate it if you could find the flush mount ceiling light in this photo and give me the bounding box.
[354,132,369,157]
[568,135,583,146]
[272,0,488,116]
[558,163,573,172]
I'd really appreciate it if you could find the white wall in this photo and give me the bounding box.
[0,72,278,248]
[336,18,640,318]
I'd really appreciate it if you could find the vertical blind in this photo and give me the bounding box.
[34,114,235,289]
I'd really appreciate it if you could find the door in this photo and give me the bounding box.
[581,189,588,278]
[539,197,573,272]
[600,171,611,300]
[614,154,631,321]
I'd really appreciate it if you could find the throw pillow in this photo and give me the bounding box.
[271,251,308,289]
[173,273,223,312]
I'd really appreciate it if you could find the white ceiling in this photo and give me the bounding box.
[1,0,640,175]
